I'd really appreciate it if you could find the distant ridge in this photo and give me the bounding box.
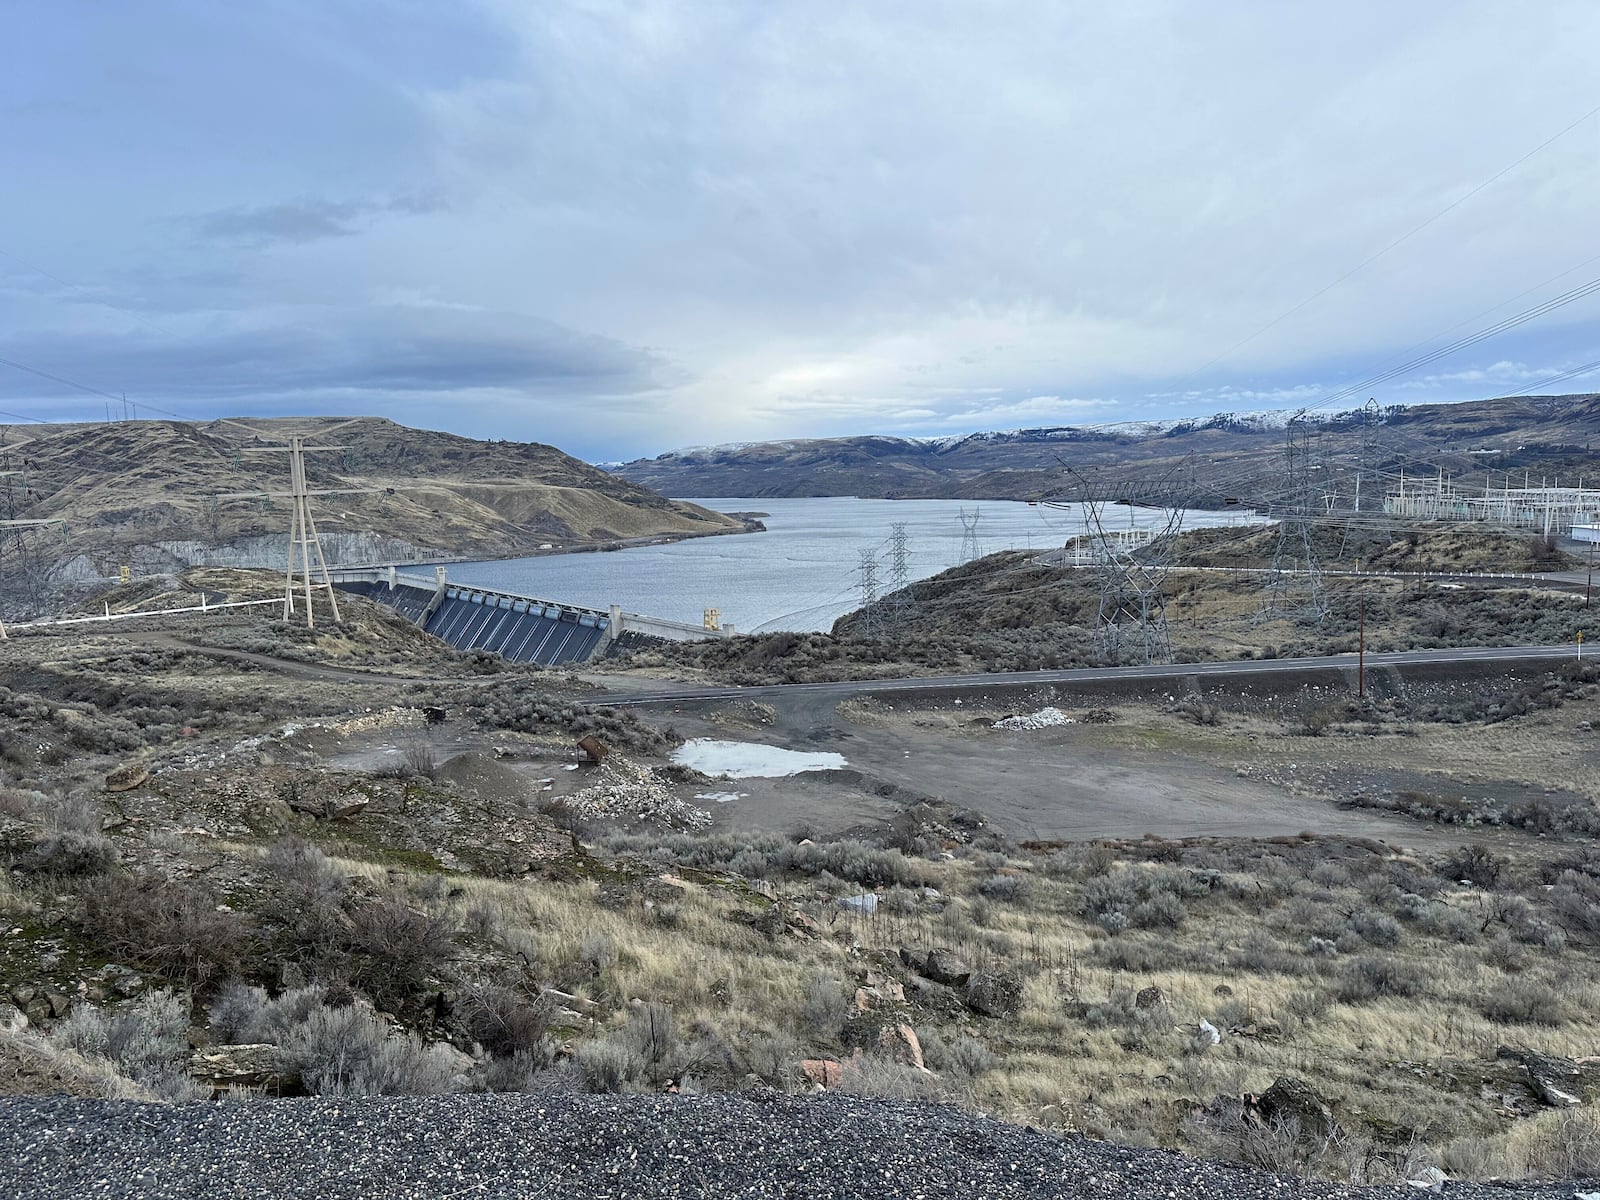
[610,393,1600,500]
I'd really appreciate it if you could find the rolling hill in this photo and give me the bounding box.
[0,416,745,583]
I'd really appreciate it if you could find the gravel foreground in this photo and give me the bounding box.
[0,1093,1581,1200]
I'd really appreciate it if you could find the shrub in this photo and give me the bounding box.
[800,972,847,1037]
[1130,891,1185,930]
[1344,909,1402,948]
[836,1054,946,1102]
[459,986,554,1059]
[1442,845,1506,890]
[25,831,118,876]
[576,1038,640,1094]
[625,1001,682,1088]
[346,892,455,1006]
[281,1005,458,1097]
[1335,955,1425,1002]
[77,874,254,985]
[579,933,616,973]
[1482,979,1566,1027]
[977,874,1029,902]
[744,1030,802,1090]
[946,1036,999,1077]
[402,740,440,780]
[49,990,202,1102]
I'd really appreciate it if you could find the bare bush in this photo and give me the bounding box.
[281,1005,458,1097]
[346,891,455,1006]
[76,874,254,986]
[402,740,440,779]
[48,990,204,1102]
[459,985,554,1060]
[1335,955,1425,1003]
[1482,979,1567,1027]
[800,971,847,1037]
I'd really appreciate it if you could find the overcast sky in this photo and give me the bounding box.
[1,1,1598,461]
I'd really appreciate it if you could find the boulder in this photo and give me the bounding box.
[923,948,972,988]
[1134,986,1166,1010]
[1252,1076,1339,1139]
[800,1058,843,1089]
[104,763,149,793]
[964,968,1023,1018]
[877,1024,925,1070]
[1498,1046,1585,1107]
[187,1044,302,1096]
[0,1003,27,1035]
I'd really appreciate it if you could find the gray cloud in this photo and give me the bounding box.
[192,194,445,246]
[1,1,1598,459]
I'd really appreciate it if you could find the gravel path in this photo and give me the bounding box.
[0,1094,1578,1199]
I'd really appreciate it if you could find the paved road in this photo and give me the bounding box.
[600,643,1583,706]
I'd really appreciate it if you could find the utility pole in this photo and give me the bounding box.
[1587,539,1594,608]
[1357,562,1366,700]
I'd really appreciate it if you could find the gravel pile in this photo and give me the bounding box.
[0,1093,1574,1200]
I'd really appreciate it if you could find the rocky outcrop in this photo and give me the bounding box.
[186,1045,302,1096]
[964,968,1023,1018]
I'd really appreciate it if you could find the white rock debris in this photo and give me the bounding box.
[995,707,1074,731]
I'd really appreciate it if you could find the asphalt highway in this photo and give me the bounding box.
[599,643,1585,706]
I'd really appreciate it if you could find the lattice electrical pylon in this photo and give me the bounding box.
[1261,413,1329,624]
[854,547,883,639]
[1054,462,1191,665]
[211,417,380,629]
[885,521,915,625]
[958,508,981,563]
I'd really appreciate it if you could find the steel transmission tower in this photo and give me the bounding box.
[854,548,883,639]
[885,521,915,625]
[1059,465,1189,665]
[1261,413,1329,623]
[958,508,981,563]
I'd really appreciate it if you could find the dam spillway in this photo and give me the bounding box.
[330,567,727,666]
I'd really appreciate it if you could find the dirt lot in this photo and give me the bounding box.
[647,685,1596,852]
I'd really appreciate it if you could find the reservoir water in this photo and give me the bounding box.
[451,497,1257,634]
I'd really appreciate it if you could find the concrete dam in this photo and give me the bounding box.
[331,567,728,666]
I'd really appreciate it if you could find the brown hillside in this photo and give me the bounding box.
[0,417,741,579]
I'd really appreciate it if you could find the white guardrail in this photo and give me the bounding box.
[0,597,281,637]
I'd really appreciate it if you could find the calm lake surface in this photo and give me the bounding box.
[451,497,1255,633]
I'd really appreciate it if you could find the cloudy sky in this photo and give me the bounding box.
[1,1,1598,461]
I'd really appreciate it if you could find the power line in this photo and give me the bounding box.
[1502,357,1600,398]
[0,352,124,407]
[1182,100,1600,381]
[1296,273,1600,418]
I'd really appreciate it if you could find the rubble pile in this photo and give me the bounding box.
[994,707,1073,731]
[564,758,712,830]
